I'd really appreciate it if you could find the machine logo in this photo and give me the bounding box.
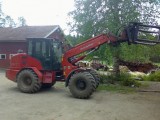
[80,43,93,51]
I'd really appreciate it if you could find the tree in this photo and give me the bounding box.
[17,17,27,27]
[0,3,16,27]
[68,0,160,76]
[69,0,160,34]
[0,3,26,27]
[5,15,16,27]
[0,3,6,27]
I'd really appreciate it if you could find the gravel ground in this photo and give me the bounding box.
[0,71,160,120]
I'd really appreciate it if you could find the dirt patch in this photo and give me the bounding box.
[0,73,160,120]
[138,81,160,92]
[119,60,157,73]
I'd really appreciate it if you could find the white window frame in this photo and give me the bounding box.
[9,54,17,59]
[0,54,6,60]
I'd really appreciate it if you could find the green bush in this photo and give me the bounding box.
[118,73,141,87]
[99,73,116,84]
[99,72,141,87]
[143,71,160,82]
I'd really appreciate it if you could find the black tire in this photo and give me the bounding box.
[89,69,100,88]
[69,72,96,99]
[17,69,41,93]
[42,81,56,89]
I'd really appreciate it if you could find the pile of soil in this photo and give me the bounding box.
[119,60,158,73]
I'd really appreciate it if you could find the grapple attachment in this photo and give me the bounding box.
[126,22,160,45]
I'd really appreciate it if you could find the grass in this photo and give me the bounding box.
[97,71,142,93]
[139,81,150,87]
[141,71,160,82]
[97,84,136,93]
[153,63,160,67]
[99,72,141,87]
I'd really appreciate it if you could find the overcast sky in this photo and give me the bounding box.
[1,0,75,33]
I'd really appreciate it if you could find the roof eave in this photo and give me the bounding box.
[0,40,26,42]
[44,25,62,38]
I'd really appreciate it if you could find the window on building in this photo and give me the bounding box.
[0,54,6,59]
[9,54,17,59]
[28,40,33,55]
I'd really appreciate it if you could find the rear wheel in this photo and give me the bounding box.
[17,69,41,93]
[89,69,100,88]
[69,72,96,99]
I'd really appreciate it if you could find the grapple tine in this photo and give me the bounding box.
[134,41,156,45]
[125,22,160,45]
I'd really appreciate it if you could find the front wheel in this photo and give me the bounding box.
[69,72,96,99]
[17,69,41,93]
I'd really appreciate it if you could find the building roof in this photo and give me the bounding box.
[0,25,59,42]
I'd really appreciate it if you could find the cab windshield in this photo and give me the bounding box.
[27,38,63,70]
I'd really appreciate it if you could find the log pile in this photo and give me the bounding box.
[119,60,158,73]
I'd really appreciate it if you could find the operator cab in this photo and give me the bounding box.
[27,38,63,71]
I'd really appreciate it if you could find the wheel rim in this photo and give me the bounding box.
[22,76,32,87]
[76,79,86,90]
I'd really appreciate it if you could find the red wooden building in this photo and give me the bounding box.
[0,25,66,68]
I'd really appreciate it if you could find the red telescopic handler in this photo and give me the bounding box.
[6,22,160,99]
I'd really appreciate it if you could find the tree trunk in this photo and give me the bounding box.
[113,52,120,76]
[112,45,120,81]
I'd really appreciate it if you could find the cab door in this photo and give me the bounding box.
[27,38,53,70]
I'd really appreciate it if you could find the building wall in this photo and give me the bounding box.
[0,42,26,68]
[0,29,66,69]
